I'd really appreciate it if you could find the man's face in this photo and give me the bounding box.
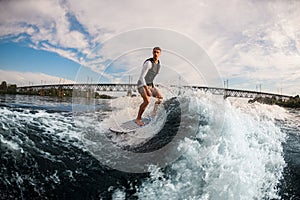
[152,49,161,59]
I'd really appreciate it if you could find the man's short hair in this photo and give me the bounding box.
[153,47,161,52]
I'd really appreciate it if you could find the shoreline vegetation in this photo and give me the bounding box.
[248,95,300,108]
[0,81,115,99]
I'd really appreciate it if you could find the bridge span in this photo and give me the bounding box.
[183,85,291,100]
[17,83,292,100]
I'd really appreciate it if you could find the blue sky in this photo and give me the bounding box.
[0,0,299,95]
[0,42,79,79]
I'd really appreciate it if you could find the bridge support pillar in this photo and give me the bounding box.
[86,89,91,98]
[58,89,63,98]
[223,89,227,99]
[40,89,44,96]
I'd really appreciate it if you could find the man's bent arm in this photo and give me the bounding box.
[138,61,151,87]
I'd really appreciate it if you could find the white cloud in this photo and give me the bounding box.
[0,0,89,53]
[38,43,80,64]
[0,69,75,86]
[0,0,300,95]
[68,0,300,95]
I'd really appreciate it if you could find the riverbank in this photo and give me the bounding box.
[249,95,300,108]
[0,81,117,99]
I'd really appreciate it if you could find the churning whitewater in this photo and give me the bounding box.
[0,93,299,199]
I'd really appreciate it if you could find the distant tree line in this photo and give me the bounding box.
[249,95,300,108]
[0,81,114,99]
[0,81,17,94]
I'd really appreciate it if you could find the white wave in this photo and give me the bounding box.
[0,106,83,155]
[0,134,24,153]
[131,93,287,200]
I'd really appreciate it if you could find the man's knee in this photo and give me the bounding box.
[144,97,151,105]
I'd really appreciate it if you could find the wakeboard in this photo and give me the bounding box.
[109,117,151,134]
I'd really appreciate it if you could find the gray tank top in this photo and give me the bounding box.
[144,58,160,85]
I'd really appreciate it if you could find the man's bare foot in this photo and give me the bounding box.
[135,119,144,126]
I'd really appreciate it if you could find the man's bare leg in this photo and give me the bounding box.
[136,92,150,126]
[151,89,163,116]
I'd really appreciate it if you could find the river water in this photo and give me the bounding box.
[0,93,299,199]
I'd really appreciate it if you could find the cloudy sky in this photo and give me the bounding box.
[0,0,299,95]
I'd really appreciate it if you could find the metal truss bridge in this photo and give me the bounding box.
[17,83,292,100]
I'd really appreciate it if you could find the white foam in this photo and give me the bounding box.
[0,134,24,153]
[112,188,126,200]
[0,106,83,154]
[133,93,287,200]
